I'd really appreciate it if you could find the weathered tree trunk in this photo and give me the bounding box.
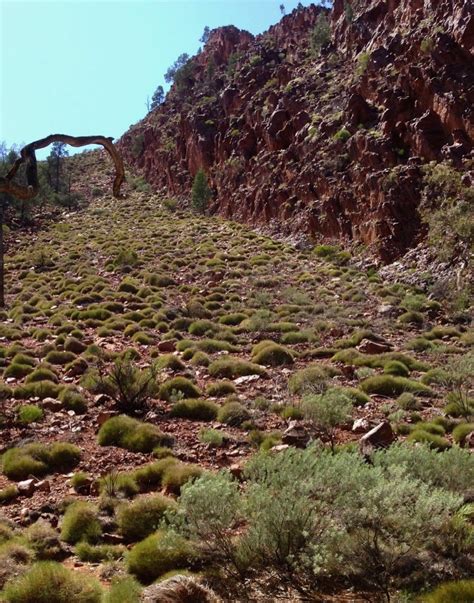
[0,134,125,200]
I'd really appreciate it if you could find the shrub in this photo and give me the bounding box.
[0,485,18,504]
[2,442,80,480]
[161,463,203,494]
[421,580,474,603]
[70,472,91,493]
[127,531,195,584]
[452,423,474,446]
[302,389,352,451]
[360,375,433,397]
[45,350,76,365]
[103,577,142,603]
[383,360,410,377]
[24,520,62,560]
[206,380,236,397]
[310,13,330,54]
[288,364,332,395]
[2,561,102,602]
[208,357,265,379]
[407,430,451,451]
[169,399,218,421]
[75,542,125,562]
[4,363,34,379]
[199,428,227,447]
[217,401,250,426]
[159,377,201,401]
[58,388,87,413]
[117,494,176,542]
[99,470,139,498]
[98,415,173,453]
[17,404,44,424]
[25,367,58,383]
[397,392,422,410]
[333,127,351,143]
[64,337,87,354]
[60,502,102,544]
[251,342,294,366]
[156,354,186,371]
[191,168,212,214]
[132,458,177,491]
[85,359,159,414]
[13,380,62,400]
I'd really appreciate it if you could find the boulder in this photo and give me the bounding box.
[359,421,395,456]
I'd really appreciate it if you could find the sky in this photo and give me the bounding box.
[1,0,317,158]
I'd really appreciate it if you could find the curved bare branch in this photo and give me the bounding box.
[0,134,125,200]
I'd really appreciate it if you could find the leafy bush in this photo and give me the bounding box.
[288,364,332,395]
[2,561,102,602]
[98,415,173,453]
[407,429,451,450]
[117,494,176,542]
[75,542,125,563]
[103,577,142,603]
[206,380,236,397]
[199,428,227,447]
[302,389,352,450]
[127,530,195,584]
[169,399,218,421]
[191,168,212,214]
[60,502,102,544]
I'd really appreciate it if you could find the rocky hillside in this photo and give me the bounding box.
[119,0,473,262]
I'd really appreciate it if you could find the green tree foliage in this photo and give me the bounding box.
[164,53,193,90]
[47,142,69,194]
[150,85,165,110]
[191,168,212,214]
[311,13,331,54]
[200,26,211,44]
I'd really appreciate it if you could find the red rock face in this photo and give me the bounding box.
[119,1,473,262]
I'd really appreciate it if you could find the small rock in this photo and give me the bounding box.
[465,431,474,449]
[271,444,290,452]
[17,479,36,496]
[35,480,50,493]
[157,340,176,352]
[42,398,63,411]
[234,374,260,384]
[93,394,110,406]
[352,418,370,433]
[357,339,392,354]
[229,463,243,480]
[97,411,116,427]
[282,421,311,448]
[359,421,395,456]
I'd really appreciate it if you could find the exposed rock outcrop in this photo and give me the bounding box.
[120,1,473,261]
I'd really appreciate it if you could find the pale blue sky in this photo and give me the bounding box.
[1,0,317,157]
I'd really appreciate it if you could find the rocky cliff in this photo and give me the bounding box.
[119,0,473,261]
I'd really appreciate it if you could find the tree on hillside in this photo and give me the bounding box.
[200,26,211,44]
[192,168,212,214]
[47,142,69,193]
[279,4,286,15]
[311,13,331,54]
[150,85,165,110]
[164,53,190,84]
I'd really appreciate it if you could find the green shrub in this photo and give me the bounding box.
[58,388,87,413]
[360,375,433,397]
[70,472,91,493]
[24,521,62,560]
[288,364,332,395]
[421,579,474,603]
[4,363,34,379]
[156,354,185,371]
[159,377,201,401]
[127,530,195,584]
[84,359,159,414]
[199,428,226,447]
[333,127,351,143]
[191,168,212,214]
[25,367,58,383]
[64,337,87,354]
[2,561,102,603]
[208,357,265,379]
[0,485,18,504]
[251,342,294,366]
[132,459,177,492]
[117,494,176,542]
[17,404,44,424]
[2,442,80,480]
[219,313,247,326]
[169,399,218,421]
[397,392,422,410]
[188,319,217,336]
[13,380,62,400]
[75,542,125,563]
[302,389,352,451]
[206,380,236,397]
[98,415,173,453]
[103,577,142,603]
[407,430,451,451]
[45,350,77,365]
[383,360,410,377]
[189,351,210,367]
[217,401,250,426]
[60,502,102,544]
[452,423,474,446]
